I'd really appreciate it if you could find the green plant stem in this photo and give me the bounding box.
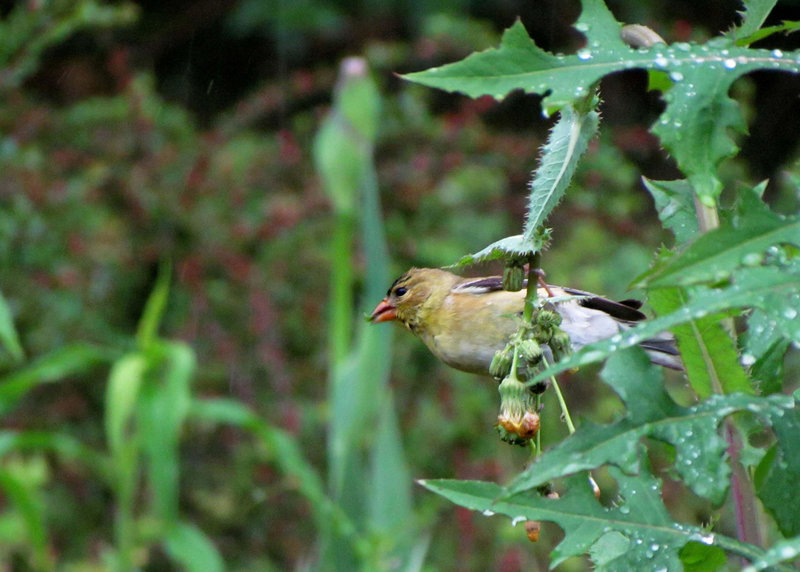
[535,393,542,453]
[541,356,575,435]
[692,194,762,550]
[693,194,721,233]
[550,376,576,435]
[522,255,541,322]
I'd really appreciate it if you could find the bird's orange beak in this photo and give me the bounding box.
[370,298,397,323]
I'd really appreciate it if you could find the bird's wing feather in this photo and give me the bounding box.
[454,279,648,323]
[561,287,647,323]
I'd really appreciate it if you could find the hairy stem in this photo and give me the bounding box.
[692,190,762,549]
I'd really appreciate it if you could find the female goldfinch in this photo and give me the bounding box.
[369,267,681,375]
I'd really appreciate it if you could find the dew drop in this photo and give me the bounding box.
[654,54,669,68]
[669,71,684,82]
[575,22,590,33]
[741,353,756,367]
[577,49,592,61]
[772,49,784,58]
[784,307,798,320]
[693,532,715,545]
[779,544,799,559]
[723,59,737,69]
[482,509,495,517]
[742,252,764,266]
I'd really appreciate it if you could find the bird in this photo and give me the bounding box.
[369,267,682,376]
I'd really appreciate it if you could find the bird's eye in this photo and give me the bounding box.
[394,286,407,297]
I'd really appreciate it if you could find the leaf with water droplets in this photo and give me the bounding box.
[642,177,700,244]
[743,535,800,572]
[422,464,769,570]
[524,104,600,235]
[648,286,752,398]
[641,189,800,289]
[730,0,778,43]
[509,348,791,504]
[755,408,800,538]
[403,12,800,115]
[453,233,542,267]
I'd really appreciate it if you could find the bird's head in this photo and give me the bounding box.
[369,267,457,331]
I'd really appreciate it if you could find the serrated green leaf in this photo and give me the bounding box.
[421,466,768,570]
[752,406,800,536]
[680,540,727,572]
[405,14,799,203]
[649,287,752,397]
[730,0,778,43]
[734,20,800,47]
[756,445,800,537]
[533,266,800,382]
[642,178,699,244]
[651,63,748,203]
[589,531,630,568]
[749,340,790,396]
[643,193,800,288]
[524,105,599,235]
[574,0,624,47]
[509,348,787,503]
[454,234,538,266]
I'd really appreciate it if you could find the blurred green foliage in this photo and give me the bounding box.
[0,0,798,570]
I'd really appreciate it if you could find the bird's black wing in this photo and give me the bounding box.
[561,287,647,323]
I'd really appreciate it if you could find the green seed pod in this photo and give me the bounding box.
[533,327,555,345]
[489,347,513,378]
[517,339,543,364]
[536,310,561,328]
[552,331,572,355]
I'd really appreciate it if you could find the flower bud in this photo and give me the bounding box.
[551,331,572,356]
[535,310,561,329]
[496,373,540,445]
[517,339,542,365]
[489,347,513,379]
[525,520,540,542]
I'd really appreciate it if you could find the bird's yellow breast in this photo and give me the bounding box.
[416,290,524,374]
